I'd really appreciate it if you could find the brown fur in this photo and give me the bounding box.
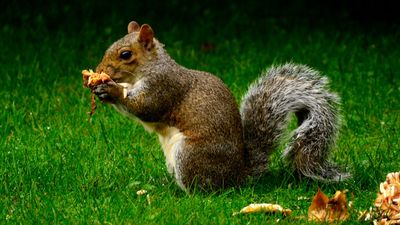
[91,21,349,191]
[93,23,247,190]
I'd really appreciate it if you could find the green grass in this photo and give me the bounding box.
[1,8,400,224]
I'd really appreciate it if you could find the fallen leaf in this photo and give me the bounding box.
[308,188,349,223]
[328,190,350,221]
[308,188,330,222]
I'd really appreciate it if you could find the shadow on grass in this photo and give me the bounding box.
[242,168,354,195]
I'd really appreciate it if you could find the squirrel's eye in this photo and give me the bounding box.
[119,51,133,60]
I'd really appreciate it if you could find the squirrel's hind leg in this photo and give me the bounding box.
[175,141,248,191]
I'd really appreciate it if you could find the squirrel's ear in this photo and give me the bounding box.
[127,21,140,34]
[138,24,154,48]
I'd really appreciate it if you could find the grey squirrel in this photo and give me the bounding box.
[88,21,350,191]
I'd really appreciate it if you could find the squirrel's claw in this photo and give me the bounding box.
[92,82,121,104]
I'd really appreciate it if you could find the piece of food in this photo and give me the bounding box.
[308,188,349,223]
[234,203,292,217]
[82,69,112,88]
[136,189,148,196]
[82,69,112,117]
[89,93,96,117]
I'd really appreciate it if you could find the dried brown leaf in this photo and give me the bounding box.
[308,188,349,223]
[328,190,350,222]
[308,188,329,222]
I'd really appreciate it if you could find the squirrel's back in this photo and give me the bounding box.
[169,70,248,189]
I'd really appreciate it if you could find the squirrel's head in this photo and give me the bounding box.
[96,21,157,84]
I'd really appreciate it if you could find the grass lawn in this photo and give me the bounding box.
[1,2,399,224]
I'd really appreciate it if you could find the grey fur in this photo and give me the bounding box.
[240,63,350,181]
[93,23,350,190]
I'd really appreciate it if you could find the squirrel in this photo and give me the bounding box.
[89,21,350,191]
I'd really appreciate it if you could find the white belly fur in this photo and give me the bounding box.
[114,81,186,190]
[156,126,184,174]
[113,104,184,174]
[113,104,186,189]
[138,121,186,190]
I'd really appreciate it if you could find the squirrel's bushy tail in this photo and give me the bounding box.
[240,63,350,181]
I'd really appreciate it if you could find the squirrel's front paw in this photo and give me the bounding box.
[92,81,122,103]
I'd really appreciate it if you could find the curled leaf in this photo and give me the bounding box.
[308,188,330,222]
[328,190,350,221]
[308,188,349,223]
